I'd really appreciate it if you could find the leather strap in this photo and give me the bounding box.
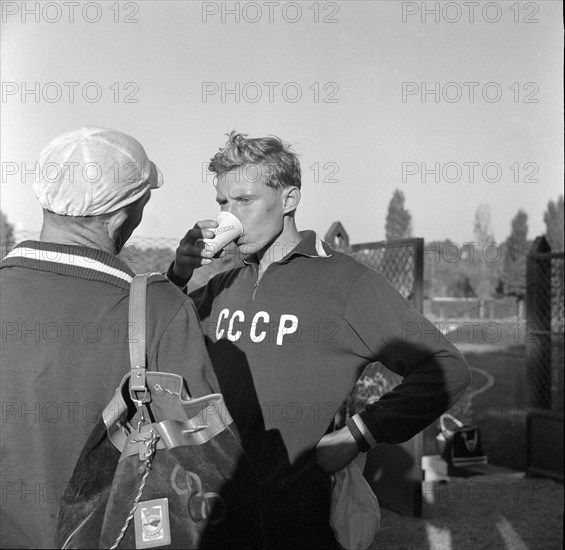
[103,378,233,456]
[119,413,233,461]
[128,274,151,393]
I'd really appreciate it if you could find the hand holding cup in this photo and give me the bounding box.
[172,212,243,282]
[201,211,244,257]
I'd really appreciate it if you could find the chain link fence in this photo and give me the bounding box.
[551,257,565,413]
[424,297,521,320]
[349,239,424,308]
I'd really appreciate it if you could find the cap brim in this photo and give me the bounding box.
[149,161,164,189]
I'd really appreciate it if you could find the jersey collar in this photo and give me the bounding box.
[243,230,333,266]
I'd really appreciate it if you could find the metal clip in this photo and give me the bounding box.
[129,386,151,407]
[134,404,146,433]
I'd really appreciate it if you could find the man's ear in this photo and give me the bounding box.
[104,210,128,252]
[283,186,301,214]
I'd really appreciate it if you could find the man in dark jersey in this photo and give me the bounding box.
[167,131,471,549]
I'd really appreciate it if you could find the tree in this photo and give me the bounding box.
[1,210,15,257]
[544,195,564,251]
[473,204,494,246]
[453,275,476,298]
[424,240,481,299]
[544,196,565,329]
[385,190,412,241]
[502,209,529,301]
[472,204,495,302]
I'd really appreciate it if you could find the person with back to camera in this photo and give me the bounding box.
[166,131,471,549]
[0,127,220,549]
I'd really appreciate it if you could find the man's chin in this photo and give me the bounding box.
[237,243,255,257]
[237,240,263,257]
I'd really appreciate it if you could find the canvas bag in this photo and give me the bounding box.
[329,453,380,550]
[437,413,488,468]
[55,274,265,549]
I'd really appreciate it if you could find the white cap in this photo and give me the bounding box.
[33,127,163,216]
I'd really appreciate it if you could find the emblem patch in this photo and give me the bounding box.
[134,498,171,548]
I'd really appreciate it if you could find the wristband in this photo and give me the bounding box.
[346,417,371,453]
[166,262,189,289]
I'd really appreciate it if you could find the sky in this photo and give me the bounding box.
[1,0,563,247]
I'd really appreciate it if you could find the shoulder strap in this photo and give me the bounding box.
[129,273,151,392]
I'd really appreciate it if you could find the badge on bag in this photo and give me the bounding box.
[134,498,172,548]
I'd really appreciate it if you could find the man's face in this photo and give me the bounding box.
[215,165,286,256]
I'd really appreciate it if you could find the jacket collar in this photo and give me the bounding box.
[1,240,136,289]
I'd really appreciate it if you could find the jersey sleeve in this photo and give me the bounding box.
[343,270,471,450]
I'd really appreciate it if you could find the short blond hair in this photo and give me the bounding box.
[209,131,301,191]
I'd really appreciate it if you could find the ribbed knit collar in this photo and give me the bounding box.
[1,240,136,289]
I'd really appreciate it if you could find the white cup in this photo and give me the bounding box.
[201,211,244,256]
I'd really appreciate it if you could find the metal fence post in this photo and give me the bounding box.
[526,236,552,409]
[525,237,564,480]
[412,238,424,313]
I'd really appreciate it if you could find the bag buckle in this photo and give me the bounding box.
[130,383,150,434]
[130,366,147,392]
[129,368,151,405]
